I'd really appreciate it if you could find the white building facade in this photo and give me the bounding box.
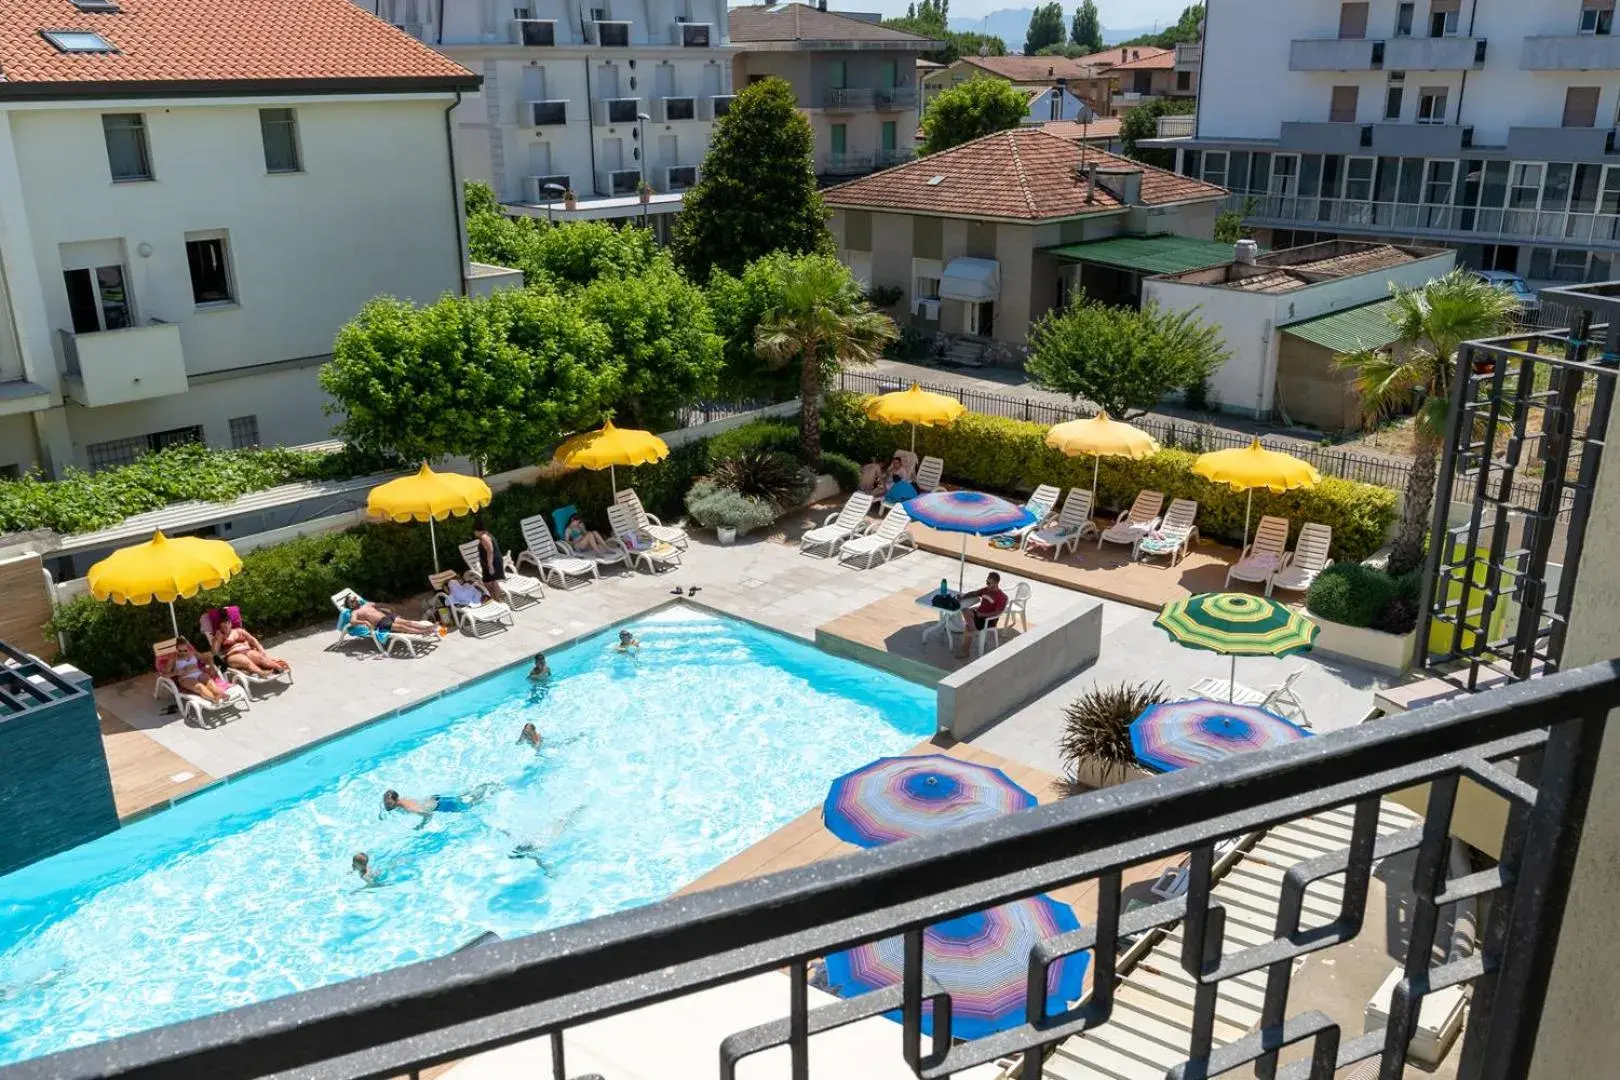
[0,5,477,478]
[376,0,733,225]
[1152,0,1620,286]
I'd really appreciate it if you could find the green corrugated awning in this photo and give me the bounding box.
[1046,235,1240,275]
[1282,299,1402,355]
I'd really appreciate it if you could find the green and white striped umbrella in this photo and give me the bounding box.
[1155,593,1318,700]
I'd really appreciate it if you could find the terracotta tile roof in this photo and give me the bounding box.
[1103,46,1176,71]
[824,127,1225,222]
[0,0,476,98]
[957,55,1099,83]
[728,4,938,46]
[1034,117,1125,142]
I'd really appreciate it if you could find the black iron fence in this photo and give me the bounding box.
[7,661,1618,1080]
[839,370,1551,509]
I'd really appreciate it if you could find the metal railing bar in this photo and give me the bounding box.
[10,664,1617,1080]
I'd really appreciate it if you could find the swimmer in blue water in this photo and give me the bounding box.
[616,629,639,653]
[517,722,543,750]
[351,852,387,886]
[507,805,586,873]
[382,783,497,828]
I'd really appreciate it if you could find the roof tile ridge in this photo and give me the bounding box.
[1008,130,1037,218]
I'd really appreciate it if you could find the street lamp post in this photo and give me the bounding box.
[636,111,651,228]
[542,182,565,226]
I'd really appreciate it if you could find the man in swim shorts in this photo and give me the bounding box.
[344,595,438,637]
[382,783,497,827]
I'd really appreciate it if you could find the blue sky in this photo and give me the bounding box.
[809,1,1196,27]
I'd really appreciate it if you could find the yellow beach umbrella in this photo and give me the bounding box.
[864,384,967,452]
[87,530,243,639]
[553,420,669,495]
[367,463,492,571]
[1193,439,1322,548]
[1046,411,1159,499]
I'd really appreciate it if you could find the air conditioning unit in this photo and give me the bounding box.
[510,18,557,46]
[1359,124,1374,148]
[659,96,697,122]
[587,20,632,46]
[677,22,713,47]
[1370,41,1384,68]
[524,100,569,127]
[708,94,737,119]
[1461,124,1474,148]
[1473,38,1488,64]
[601,168,641,196]
[525,174,573,202]
[666,165,698,190]
[593,97,641,125]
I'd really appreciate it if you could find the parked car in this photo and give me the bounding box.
[1471,270,1541,316]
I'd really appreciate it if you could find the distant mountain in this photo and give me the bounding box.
[1101,25,1161,45]
[947,9,1033,53]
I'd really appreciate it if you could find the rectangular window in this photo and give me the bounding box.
[1338,2,1369,39]
[1201,149,1229,187]
[229,415,260,449]
[1395,2,1415,35]
[830,124,846,156]
[102,113,152,181]
[85,426,204,472]
[1330,86,1359,123]
[1345,156,1375,201]
[185,235,234,305]
[1428,0,1460,36]
[1417,86,1449,124]
[62,265,131,333]
[881,120,897,152]
[1509,163,1544,209]
[1564,87,1601,128]
[259,108,301,172]
[916,275,941,299]
[828,60,847,89]
[880,59,897,88]
[1176,70,1192,91]
[1581,0,1615,35]
[1271,154,1300,196]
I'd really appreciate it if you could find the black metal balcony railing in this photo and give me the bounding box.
[7,660,1618,1080]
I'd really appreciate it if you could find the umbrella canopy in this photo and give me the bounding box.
[87,530,242,638]
[1131,698,1312,773]
[865,385,967,451]
[1156,592,1319,698]
[823,896,1087,1039]
[553,420,669,493]
[903,490,1037,591]
[822,754,1037,848]
[1046,411,1160,500]
[1193,439,1321,548]
[367,464,492,571]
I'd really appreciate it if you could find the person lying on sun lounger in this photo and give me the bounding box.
[563,511,611,554]
[344,595,438,637]
[382,783,499,828]
[208,611,291,678]
[169,642,232,703]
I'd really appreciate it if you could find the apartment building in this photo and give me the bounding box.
[729,3,938,182]
[922,54,1115,117]
[0,0,477,479]
[1103,46,1199,110]
[1153,0,1620,286]
[374,0,733,224]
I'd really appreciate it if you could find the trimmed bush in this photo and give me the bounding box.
[0,443,392,535]
[819,451,861,493]
[703,419,800,468]
[684,480,779,532]
[1305,563,1402,628]
[820,392,1399,562]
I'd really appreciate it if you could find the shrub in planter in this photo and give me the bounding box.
[1305,563,1403,628]
[704,420,801,468]
[819,451,861,493]
[707,450,813,507]
[684,479,779,533]
[1059,680,1168,786]
[1373,595,1420,635]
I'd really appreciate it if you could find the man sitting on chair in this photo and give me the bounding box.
[955,572,1008,659]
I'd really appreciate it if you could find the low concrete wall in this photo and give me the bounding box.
[938,599,1103,740]
[1313,618,1416,675]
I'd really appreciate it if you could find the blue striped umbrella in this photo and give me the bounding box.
[1131,698,1311,773]
[903,490,1036,592]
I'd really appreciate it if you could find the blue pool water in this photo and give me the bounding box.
[0,607,935,1066]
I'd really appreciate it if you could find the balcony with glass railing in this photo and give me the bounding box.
[1227,191,1620,248]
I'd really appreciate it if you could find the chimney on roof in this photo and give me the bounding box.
[1086,162,1098,203]
[1234,240,1260,265]
[1121,48,1127,62]
[1047,66,1054,77]
[817,0,826,9]
[1094,165,1143,205]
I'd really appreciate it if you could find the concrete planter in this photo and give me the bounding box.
[1068,755,1154,791]
[716,526,737,546]
[1312,616,1416,675]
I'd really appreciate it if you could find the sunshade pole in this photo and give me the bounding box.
[429,516,440,573]
[911,423,917,454]
[1242,489,1254,551]
[958,534,967,594]
[610,464,617,496]
[1229,654,1237,703]
[1092,455,1100,502]
[167,600,179,641]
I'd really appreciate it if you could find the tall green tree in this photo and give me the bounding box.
[919,77,1029,154]
[1338,272,1522,575]
[1024,3,1066,54]
[1120,97,1196,167]
[883,0,1006,64]
[1116,2,1204,48]
[672,78,832,280]
[754,255,897,464]
[1026,298,1229,420]
[706,253,800,400]
[1071,0,1103,52]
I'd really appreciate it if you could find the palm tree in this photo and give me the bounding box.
[754,254,897,464]
[1339,270,1522,575]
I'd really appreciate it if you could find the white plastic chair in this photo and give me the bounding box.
[914,455,944,493]
[838,505,915,569]
[608,503,683,573]
[431,571,515,637]
[616,488,690,550]
[331,589,436,656]
[1007,485,1061,544]
[1267,523,1333,597]
[1098,490,1164,551]
[152,640,250,727]
[458,540,545,608]
[1261,668,1310,727]
[1133,498,1200,567]
[800,492,874,558]
[516,515,603,589]
[1021,488,1097,560]
[1226,515,1292,590]
[1005,581,1032,632]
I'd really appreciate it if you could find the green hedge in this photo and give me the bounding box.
[48,427,736,684]
[0,443,393,535]
[821,392,1398,562]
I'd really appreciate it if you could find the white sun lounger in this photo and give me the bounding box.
[1134,497,1200,567]
[517,514,617,586]
[616,488,689,550]
[458,540,545,607]
[608,503,683,573]
[152,640,250,727]
[1098,489,1164,551]
[330,589,437,656]
[839,504,915,569]
[1021,488,1098,560]
[914,455,944,493]
[1006,484,1061,543]
[1227,515,1292,590]
[801,492,874,558]
[1267,522,1333,597]
[431,572,515,637]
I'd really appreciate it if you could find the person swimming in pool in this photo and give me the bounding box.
[616,630,639,653]
[528,653,551,681]
[508,805,586,873]
[517,722,543,750]
[382,783,498,828]
[351,852,386,886]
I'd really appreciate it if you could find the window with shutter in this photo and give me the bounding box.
[1330,86,1359,123]
[1564,87,1601,129]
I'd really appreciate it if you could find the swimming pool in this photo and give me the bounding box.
[0,606,936,1067]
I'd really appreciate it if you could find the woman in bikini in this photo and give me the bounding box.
[171,643,229,703]
[210,618,291,678]
[563,511,610,554]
